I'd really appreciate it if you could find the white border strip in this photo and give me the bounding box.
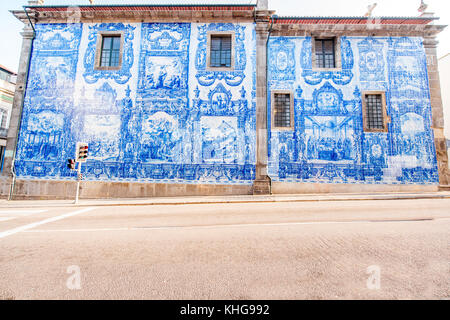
[0,210,47,215]
[0,208,94,239]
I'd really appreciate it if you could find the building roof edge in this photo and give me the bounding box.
[0,64,17,76]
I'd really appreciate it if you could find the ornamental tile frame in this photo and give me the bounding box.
[300,36,354,86]
[310,36,343,71]
[94,30,125,71]
[206,31,236,72]
[83,23,136,84]
[2,3,449,199]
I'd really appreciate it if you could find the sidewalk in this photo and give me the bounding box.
[1,191,450,208]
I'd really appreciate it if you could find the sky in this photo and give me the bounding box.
[0,0,449,73]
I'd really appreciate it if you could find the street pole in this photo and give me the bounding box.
[73,142,88,205]
[74,161,81,205]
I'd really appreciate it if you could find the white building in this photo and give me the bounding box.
[439,53,450,168]
[0,64,16,172]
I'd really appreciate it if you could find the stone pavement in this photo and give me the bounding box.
[1,191,450,208]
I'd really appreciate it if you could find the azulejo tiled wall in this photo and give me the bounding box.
[13,22,439,186]
[14,22,257,185]
[268,36,439,185]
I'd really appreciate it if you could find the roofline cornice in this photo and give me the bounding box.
[10,5,445,36]
[12,5,257,24]
[25,4,257,8]
[270,23,446,37]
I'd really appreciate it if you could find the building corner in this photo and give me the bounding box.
[2,9,36,200]
[424,36,450,186]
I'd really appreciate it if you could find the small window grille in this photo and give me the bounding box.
[274,93,292,128]
[365,94,385,130]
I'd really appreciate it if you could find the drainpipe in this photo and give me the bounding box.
[23,6,36,33]
[8,6,36,200]
[251,0,273,194]
[266,15,275,160]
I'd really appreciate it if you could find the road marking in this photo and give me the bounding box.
[0,217,16,222]
[25,227,132,233]
[0,208,94,239]
[22,217,443,234]
[0,210,47,215]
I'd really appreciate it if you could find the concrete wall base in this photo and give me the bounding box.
[252,179,271,195]
[0,179,253,200]
[271,182,439,194]
[0,179,442,200]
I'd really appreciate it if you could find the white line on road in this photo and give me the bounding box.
[22,217,444,234]
[0,210,47,215]
[25,227,132,233]
[0,208,94,239]
[0,217,16,222]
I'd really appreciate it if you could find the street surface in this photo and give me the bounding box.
[0,198,449,299]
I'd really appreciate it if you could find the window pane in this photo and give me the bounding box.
[316,53,324,68]
[211,52,219,67]
[110,51,120,67]
[315,40,323,53]
[274,94,291,128]
[112,37,121,50]
[324,54,335,68]
[221,54,227,66]
[221,37,232,50]
[315,38,336,68]
[211,38,222,51]
[101,36,121,67]
[102,37,112,50]
[323,40,334,53]
[210,35,232,68]
[101,51,111,67]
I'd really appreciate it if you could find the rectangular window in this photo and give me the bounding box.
[0,109,5,129]
[315,38,336,69]
[210,35,232,68]
[0,70,11,82]
[100,35,121,68]
[273,93,293,129]
[363,92,388,132]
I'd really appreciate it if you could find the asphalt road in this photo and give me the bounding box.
[0,199,449,300]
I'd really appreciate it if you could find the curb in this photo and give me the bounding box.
[1,193,450,208]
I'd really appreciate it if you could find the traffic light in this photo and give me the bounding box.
[67,159,76,170]
[76,142,89,163]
